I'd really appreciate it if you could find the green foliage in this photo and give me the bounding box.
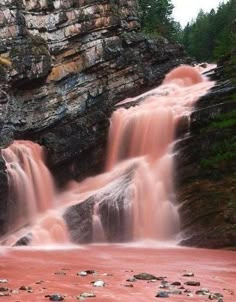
[207,110,236,130]
[138,0,179,39]
[201,135,236,169]
[200,109,236,170]
[179,0,236,61]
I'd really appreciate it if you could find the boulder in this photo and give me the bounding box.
[63,168,134,244]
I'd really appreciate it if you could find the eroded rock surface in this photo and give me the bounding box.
[63,168,133,244]
[176,53,236,249]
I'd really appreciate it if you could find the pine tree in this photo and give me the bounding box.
[180,0,236,61]
[138,0,176,39]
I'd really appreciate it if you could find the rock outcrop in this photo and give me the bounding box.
[176,53,236,249]
[0,0,188,234]
[64,168,133,244]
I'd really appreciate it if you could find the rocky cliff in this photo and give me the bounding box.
[176,53,236,249]
[0,0,188,235]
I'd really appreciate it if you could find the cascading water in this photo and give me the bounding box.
[1,65,214,246]
[104,65,214,240]
[1,141,69,246]
[2,141,55,231]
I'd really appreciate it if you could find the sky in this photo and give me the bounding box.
[172,0,229,27]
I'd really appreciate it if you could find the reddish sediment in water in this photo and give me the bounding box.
[0,246,235,301]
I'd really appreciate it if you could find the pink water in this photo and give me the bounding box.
[1,65,214,246]
[1,141,55,231]
[0,246,235,302]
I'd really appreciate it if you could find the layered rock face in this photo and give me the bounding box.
[176,54,236,249]
[0,0,188,235]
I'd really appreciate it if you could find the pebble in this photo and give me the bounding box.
[183,272,194,277]
[134,273,158,280]
[78,271,88,277]
[155,291,170,298]
[208,293,224,300]
[184,281,200,286]
[171,281,181,286]
[0,287,8,292]
[0,280,8,284]
[79,292,96,298]
[0,292,10,297]
[19,286,32,291]
[85,270,96,275]
[10,290,19,294]
[92,280,105,287]
[45,294,64,301]
[196,288,210,295]
[159,284,171,289]
[168,289,182,295]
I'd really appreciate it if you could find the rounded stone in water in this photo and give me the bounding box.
[171,281,181,286]
[133,273,158,280]
[78,271,88,277]
[92,280,105,287]
[196,288,210,295]
[156,291,169,298]
[48,294,64,301]
[184,281,200,286]
[183,272,194,277]
[79,292,96,298]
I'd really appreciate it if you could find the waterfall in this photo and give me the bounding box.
[1,65,214,246]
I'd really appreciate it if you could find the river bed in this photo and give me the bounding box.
[0,245,235,301]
